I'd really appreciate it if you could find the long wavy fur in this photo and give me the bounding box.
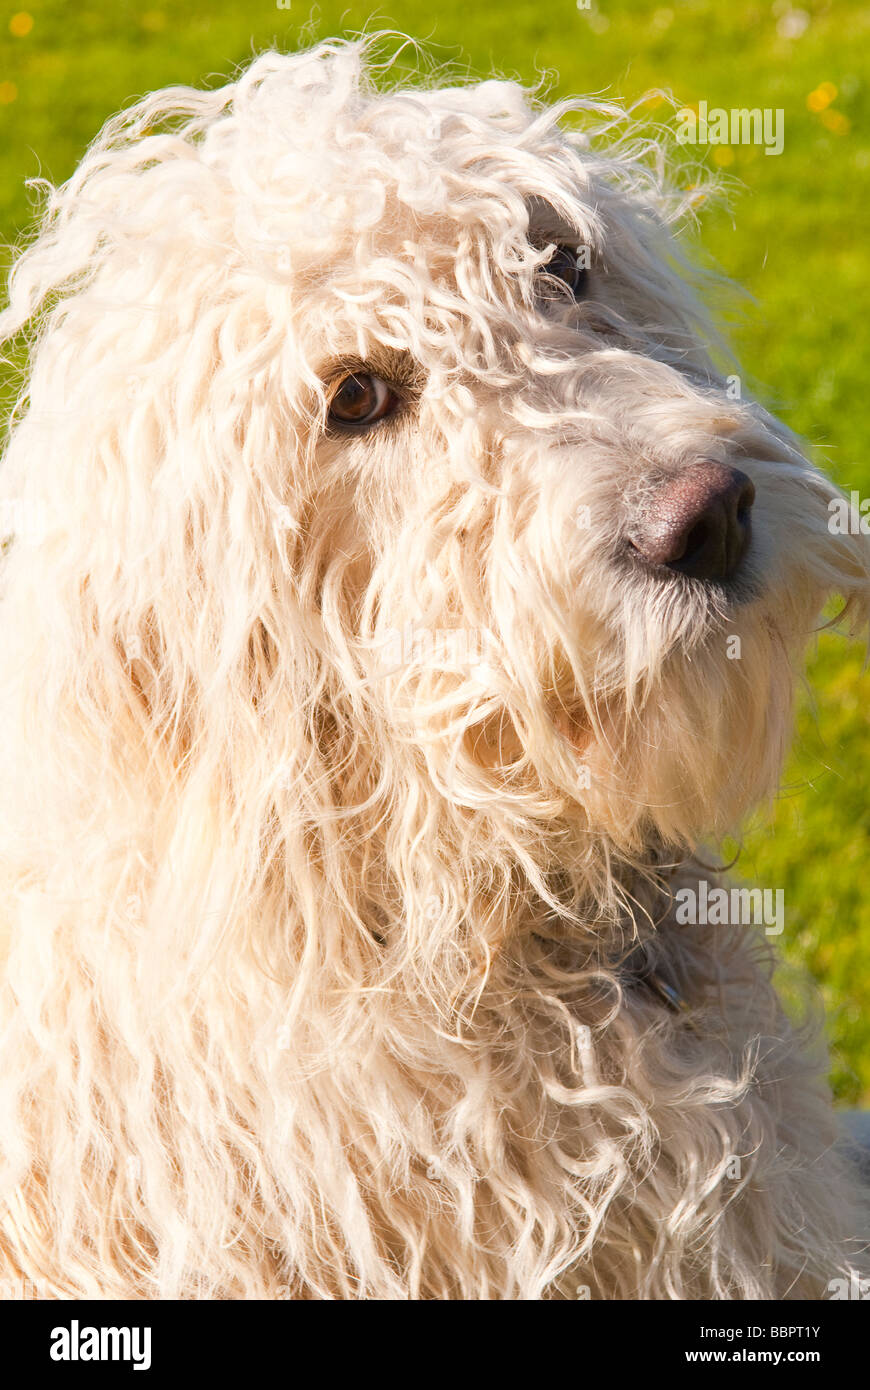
[0,36,868,1298]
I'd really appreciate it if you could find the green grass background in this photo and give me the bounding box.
[0,0,867,1101]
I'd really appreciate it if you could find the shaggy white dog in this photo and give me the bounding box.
[0,37,867,1300]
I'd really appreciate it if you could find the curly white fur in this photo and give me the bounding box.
[0,36,868,1300]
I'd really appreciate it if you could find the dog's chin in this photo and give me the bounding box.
[664,565,765,613]
[552,583,804,849]
[462,566,805,852]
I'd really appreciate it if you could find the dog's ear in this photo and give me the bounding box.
[0,88,333,968]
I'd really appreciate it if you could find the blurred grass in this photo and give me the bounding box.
[0,0,867,1099]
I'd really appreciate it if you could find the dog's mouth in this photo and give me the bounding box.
[619,543,764,610]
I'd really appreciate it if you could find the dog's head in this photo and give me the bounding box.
[2,39,867,970]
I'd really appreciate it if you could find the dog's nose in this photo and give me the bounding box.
[628,462,755,582]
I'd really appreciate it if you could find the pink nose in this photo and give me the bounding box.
[628,462,755,582]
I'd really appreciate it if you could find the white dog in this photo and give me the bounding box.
[0,38,867,1300]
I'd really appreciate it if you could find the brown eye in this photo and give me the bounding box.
[540,244,589,299]
[328,373,398,427]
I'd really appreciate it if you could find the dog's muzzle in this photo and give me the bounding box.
[627,462,755,583]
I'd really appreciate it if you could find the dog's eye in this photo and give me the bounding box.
[539,244,588,299]
[328,373,398,427]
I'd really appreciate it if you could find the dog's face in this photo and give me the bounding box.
[3,42,867,933]
[252,49,869,858]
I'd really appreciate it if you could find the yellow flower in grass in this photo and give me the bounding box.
[821,109,850,135]
[713,146,734,166]
[9,12,33,37]
[807,82,837,112]
[0,82,18,104]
